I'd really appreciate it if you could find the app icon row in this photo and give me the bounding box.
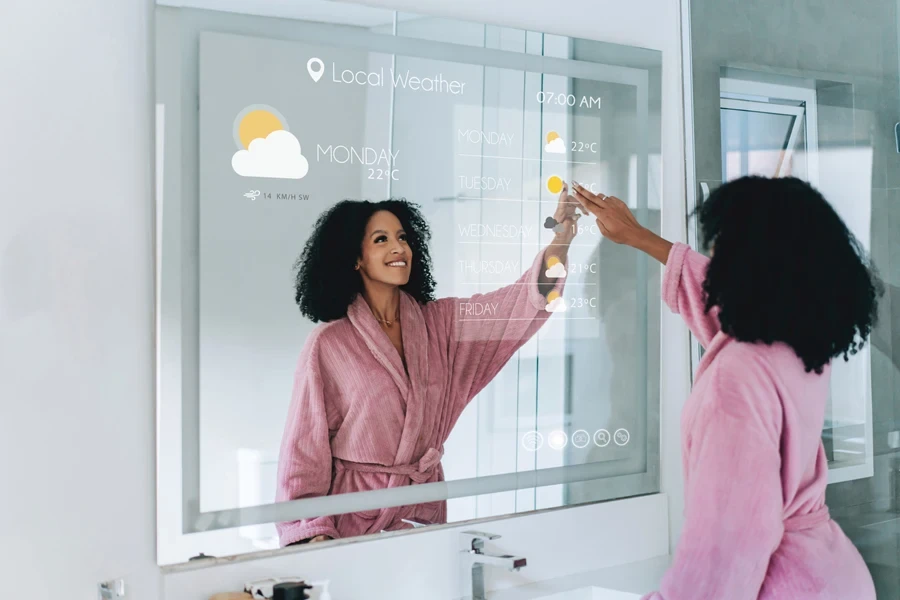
[521,428,630,451]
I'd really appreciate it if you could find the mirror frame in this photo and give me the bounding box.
[155,4,663,566]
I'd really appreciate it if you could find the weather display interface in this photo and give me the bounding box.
[198,32,620,322]
[195,30,657,515]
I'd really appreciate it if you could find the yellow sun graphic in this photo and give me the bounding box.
[547,175,564,194]
[237,110,283,149]
[546,131,560,144]
[546,256,561,268]
[546,290,561,303]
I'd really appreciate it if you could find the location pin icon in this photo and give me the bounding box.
[307,57,324,83]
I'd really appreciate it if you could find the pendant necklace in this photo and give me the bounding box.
[373,312,400,326]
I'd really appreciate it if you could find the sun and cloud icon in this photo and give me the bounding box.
[545,256,567,279]
[231,105,309,179]
[544,131,566,154]
[545,290,567,313]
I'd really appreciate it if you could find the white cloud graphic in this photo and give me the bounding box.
[232,129,309,179]
[545,297,567,313]
[545,137,566,154]
[545,263,567,278]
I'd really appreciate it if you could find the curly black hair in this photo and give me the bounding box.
[293,199,437,323]
[697,176,882,374]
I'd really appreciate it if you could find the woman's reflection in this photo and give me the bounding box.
[276,185,582,545]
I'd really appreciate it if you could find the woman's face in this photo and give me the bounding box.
[356,210,412,288]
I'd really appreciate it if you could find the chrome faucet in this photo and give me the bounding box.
[460,531,527,600]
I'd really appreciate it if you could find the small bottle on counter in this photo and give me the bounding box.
[273,582,313,600]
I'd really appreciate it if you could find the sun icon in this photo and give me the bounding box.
[233,105,288,149]
[231,105,309,179]
[547,175,564,194]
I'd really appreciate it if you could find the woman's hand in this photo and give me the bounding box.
[551,182,582,243]
[570,183,643,245]
[571,183,674,265]
[308,535,331,543]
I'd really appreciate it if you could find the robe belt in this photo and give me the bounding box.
[783,506,830,532]
[334,447,444,484]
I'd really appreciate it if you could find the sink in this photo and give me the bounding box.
[488,556,666,600]
[536,587,642,600]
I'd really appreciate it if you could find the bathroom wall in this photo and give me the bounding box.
[0,0,160,596]
[0,0,685,598]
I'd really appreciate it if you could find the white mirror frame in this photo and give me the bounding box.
[155,6,662,566]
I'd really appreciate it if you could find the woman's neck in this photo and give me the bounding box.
[361,283,401,323]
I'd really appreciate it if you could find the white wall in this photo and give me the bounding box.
[0,0,160,597]
[0,0,685,598]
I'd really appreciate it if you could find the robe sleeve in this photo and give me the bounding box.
[641,353,784,600]
[662,242,720,349]
[275,344,340,546]
[437,246,567,404]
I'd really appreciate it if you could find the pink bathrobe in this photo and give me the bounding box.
[642,243,875,599]
[276,248,567,546]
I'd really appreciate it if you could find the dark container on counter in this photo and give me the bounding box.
[273,582,313,600]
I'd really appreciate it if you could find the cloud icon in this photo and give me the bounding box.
[232,129,309,179]
[545,137,566,154]
[545,263,567,278]
[545,297,567,313]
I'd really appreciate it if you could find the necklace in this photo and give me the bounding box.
[372,312,400,326]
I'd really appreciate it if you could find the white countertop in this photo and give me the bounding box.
[486,555,671,600]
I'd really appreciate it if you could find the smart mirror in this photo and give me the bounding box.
[156,0,663,565]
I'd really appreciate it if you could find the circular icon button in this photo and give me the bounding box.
[522,431,543,452]
[571,429,591,448]
[548,430,568,450]
[614,428,630,446]
[594,429,611,447]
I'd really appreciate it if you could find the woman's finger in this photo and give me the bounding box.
[573,183,612,210]
[569,191,592,213]
[572,181,604,201]
[570,181,598,202]
[572,188,605,213]
[571,191,598,217]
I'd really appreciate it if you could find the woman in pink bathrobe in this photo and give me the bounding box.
[275,185,581,546]
[573,177,879,599]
